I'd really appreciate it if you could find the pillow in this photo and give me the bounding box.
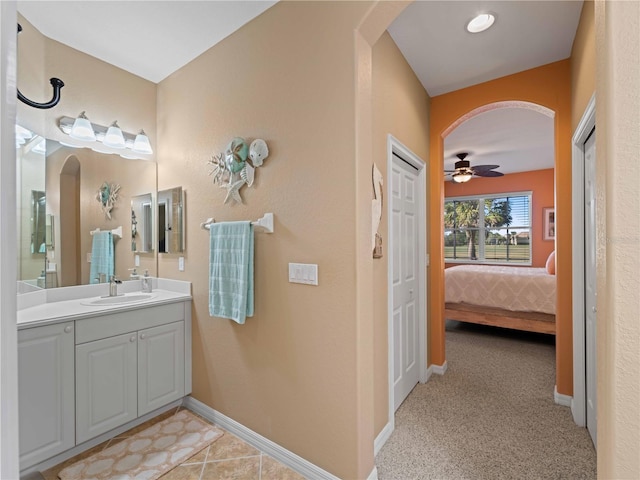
[545,251,556,275]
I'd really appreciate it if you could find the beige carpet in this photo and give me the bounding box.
[58,410,223,480]
[376,321,597,479]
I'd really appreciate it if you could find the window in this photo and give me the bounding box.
[444,192,532,264]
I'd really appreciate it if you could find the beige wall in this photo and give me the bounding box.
[157,2,376,477]
[371,31,430,436]
[571,0,595,131]
[595,1,640,477]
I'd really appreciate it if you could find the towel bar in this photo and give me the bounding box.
[90,226,122,238]
[200,213,274,233]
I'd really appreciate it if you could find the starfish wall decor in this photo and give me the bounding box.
[208,137,269,204]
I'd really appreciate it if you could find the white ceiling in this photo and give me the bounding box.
[17,1,277,83]
[17,1,581,176]
[388,1,583,97]
[444,107,555,175]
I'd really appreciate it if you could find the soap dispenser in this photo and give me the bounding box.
[141,270,152,293]
[128,267,140,280]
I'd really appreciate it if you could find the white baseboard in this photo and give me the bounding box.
[431,361,448,375]
[554,385,573,407]
[367,465,379,480]
[373,421,393,456]
[183,397,342,480]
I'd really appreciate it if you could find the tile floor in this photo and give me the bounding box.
[42,407,305,480]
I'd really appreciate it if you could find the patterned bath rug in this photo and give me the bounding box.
[58,409,223,480]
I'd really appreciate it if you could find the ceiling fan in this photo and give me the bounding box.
[444,152,504,183]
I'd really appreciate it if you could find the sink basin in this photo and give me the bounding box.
[82,293,155,306]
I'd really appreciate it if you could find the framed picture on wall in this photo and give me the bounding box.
[543,207,555,241]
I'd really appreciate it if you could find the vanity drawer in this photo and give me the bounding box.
[75,302,186,344]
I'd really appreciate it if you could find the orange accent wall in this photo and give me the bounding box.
[444,169,555,268]
[429,60,573,395]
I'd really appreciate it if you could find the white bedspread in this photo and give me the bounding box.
[445,265,556,315]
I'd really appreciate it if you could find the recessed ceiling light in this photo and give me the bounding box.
[467,13,495,33]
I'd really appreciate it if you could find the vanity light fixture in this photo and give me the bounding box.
[69,111,97,141]
[103,121,126,149]
[132,130,153,154]
[58,114,153,156]
[466,13,496,33]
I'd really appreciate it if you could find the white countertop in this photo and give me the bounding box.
[17,278,192,329]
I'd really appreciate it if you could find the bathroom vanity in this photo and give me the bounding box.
[17,279,192,472]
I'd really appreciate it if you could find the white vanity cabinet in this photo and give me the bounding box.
[74,302,188,444]
[75,332,138,443]
[18,322,75,468]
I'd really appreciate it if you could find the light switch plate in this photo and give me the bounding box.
[87,253,92,263]
[178,256,185,272]
[289,263,318,285]
[135,254,140,267]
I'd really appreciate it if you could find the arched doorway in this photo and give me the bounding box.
[59,156,81,287]
[429,60,573,399]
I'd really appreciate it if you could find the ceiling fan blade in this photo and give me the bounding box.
[471,164,500,172]
[444,169,456,173]
[474,170,504,177]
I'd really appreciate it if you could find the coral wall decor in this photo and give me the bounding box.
[208,137,269,204]
[96,181,120,220]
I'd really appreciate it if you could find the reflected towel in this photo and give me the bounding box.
[209,221,254,324]
[89,231,114,284]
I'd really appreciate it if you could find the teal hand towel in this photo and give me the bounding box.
[209,221,254,324]
[89,231,114,284]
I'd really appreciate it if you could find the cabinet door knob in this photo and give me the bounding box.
[130,335,137,342]
[64,325,73,333]
[139,333,147,340]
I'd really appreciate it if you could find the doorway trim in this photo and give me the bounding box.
[571,93,595,427]
[376,135,427,454]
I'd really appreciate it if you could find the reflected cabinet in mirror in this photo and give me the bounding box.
[16,126,158,290]
[157,187,185,253]
[131,193,154,253]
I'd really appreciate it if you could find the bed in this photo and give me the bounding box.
[445,264,556,334]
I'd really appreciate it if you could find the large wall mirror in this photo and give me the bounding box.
[16,126,158,290]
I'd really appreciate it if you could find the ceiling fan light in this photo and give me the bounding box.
[132,129,153,154]
[467,13,495,33]
[103,121,126,149]
[452,171,473,183]
[69,111,96,142]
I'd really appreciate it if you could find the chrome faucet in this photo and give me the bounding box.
[109,276,122,297]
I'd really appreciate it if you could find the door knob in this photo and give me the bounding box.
[592,306,597,313]
[130,335,136,342]
[64,325,72,333]
[139,333,147,340]
[409,289,414,296]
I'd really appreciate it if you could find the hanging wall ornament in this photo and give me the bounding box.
[96,181,120,220]
[208,137,269,204]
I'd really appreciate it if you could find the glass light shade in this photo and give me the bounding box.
[452,172,473,183]
[69,112,96,141]
[103,121,126,149]
[467,13,495,33]
[132,130,153,154]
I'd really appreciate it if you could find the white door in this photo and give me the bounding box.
[391,154,420,411]
[76,333,138,443]
[18,323,75,469]
[584,127,597,448]
[138,322,184,416]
